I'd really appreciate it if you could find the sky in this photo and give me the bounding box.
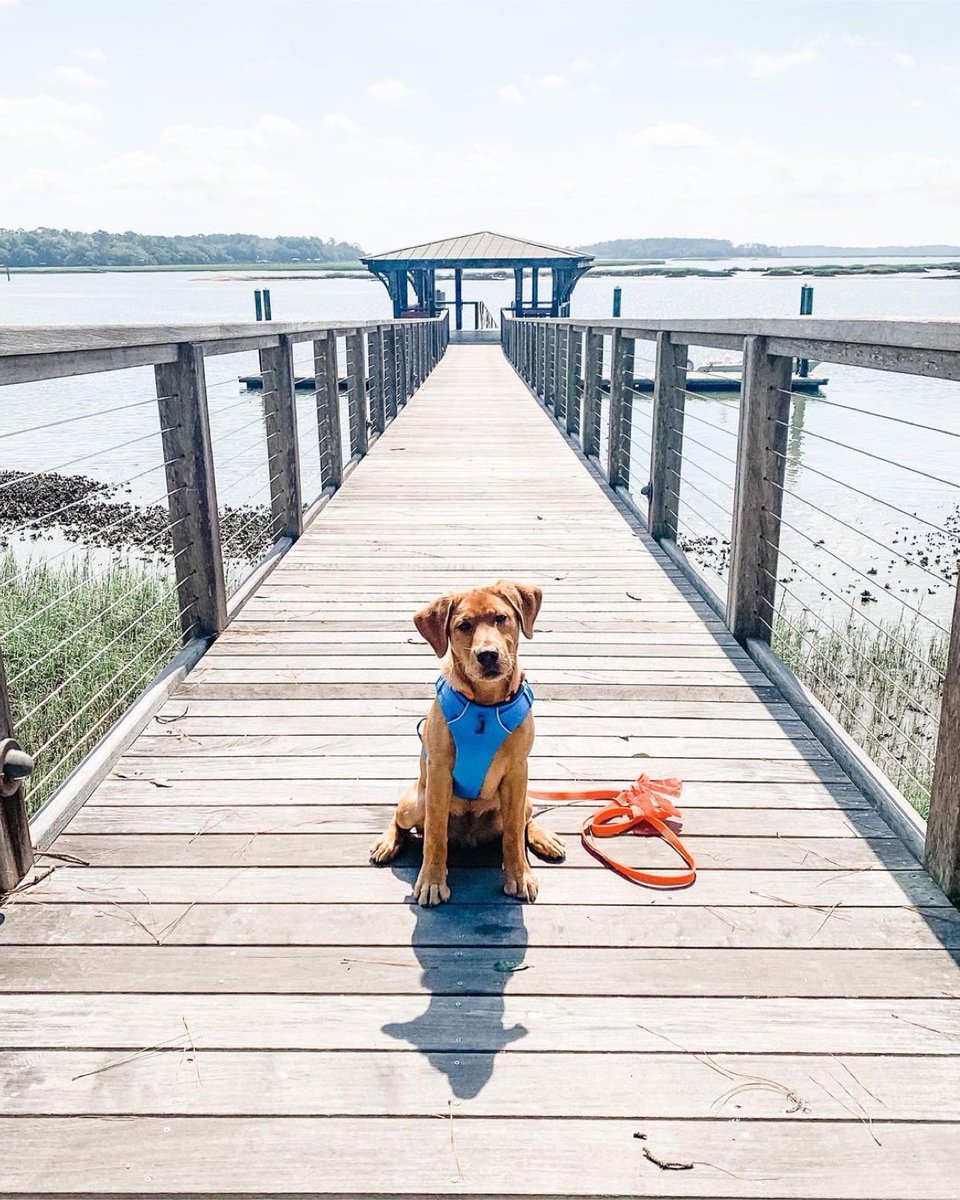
[1,0,958,252]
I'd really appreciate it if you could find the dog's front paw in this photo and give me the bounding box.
[369,824,403,864]
[504,868,539,902]
[413,866,450,907]
[527,822,566,862]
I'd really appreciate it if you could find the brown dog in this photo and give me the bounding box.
[369,580,565,905]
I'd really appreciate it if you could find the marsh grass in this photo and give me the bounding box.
[0,553,181,813]
[774,609,946,816]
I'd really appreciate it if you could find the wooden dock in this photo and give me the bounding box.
[2,345,959,1197]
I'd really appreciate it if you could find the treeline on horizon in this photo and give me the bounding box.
[0,227,364,267]
[579,237,780,259]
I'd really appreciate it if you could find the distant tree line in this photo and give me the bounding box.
[578,237,780,259]
[0,227,364,267]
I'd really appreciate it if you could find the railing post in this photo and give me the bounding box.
[565,328,581,438]
[155,342,227,641]
[543,325,555,405]
[0,650,33,894]
[259,334,303,541]
[383,326,398,420]
[726,335,792,643]
[554,327,568,424]
[312,331,343,491]
[345,329,367,458]
[582,329,603,457]
[648,332,688,541]
[925,577,960,901]
[368,326,385,436]
[606,330,634,488]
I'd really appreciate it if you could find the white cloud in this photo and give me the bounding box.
[71,47,108,63]
[497,84,525,102]
[48,65,104,87]
[0,93,99,145]
[632,122,719,150]
[323,112,361,134]
[892,52,918,70]
[532,72,568,89]
[366,78,414,101]
[160,113,302,151]
[734,41,821,78]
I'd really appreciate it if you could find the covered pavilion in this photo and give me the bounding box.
[361,231,593,327]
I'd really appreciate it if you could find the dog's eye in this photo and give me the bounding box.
[494,614,508,626]
[456,620,472,633]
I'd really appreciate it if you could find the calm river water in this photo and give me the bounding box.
[1,262,959,630]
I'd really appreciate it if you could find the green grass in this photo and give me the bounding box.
[0,553,182,813]
[6,261,366,275]
[774,610,946,816]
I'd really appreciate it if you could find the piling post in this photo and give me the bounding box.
[613,287,622,318]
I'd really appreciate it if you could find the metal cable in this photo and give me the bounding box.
[678,409,740,447]
[674,427,738,468]
[1,484,187,588]
[781,391,960,439]
[0,394,172,440]
[768,417,960,491]
[675,384,740,412]
[759,607,937,775]
[666,456,735,497]
[766,506,950,634]
[759,567,942,723]
[766,475,953,594]
[762,452,956,540]
[761,539,948,680]
[18,575,194,726]
[0,427,175,495]
[666,466,733,519]
[2,457,182,540]
[666,484,731,545]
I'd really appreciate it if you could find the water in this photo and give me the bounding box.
[1,263,959,630]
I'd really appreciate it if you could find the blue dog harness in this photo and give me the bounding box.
[420,677,534,800]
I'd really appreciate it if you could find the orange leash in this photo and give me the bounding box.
[528,774,696,888]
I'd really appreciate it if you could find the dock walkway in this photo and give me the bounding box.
[2,346,959,1198]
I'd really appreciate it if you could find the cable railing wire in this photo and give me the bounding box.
[1,394,172,441]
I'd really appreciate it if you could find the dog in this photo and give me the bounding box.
[369,580,565,905]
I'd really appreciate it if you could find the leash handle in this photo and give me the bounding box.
[528,774,696,889]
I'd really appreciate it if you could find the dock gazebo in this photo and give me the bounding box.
[361,231,593,328]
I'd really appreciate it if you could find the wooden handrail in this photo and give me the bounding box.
[501,312,960,903]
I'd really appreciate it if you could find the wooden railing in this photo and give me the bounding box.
[503,314,960,902]
[0,312,448,892]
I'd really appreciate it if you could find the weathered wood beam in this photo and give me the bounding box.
[649,333,688,541]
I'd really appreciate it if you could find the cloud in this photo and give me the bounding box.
[496,72,569,101]
[48,65,104,87]
[0,93,99,145]
[71,47,108,63]
[632,122,719,150]
[15,150,294,199]
[892,52,917,70]
[323,112,361,134]
[532,72,568,89]
[497,84,525,102]
[160,113,302,151]
[366,78,414,101]
[734,41,821,77]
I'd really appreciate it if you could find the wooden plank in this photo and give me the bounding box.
[3,992,958,1052]
[7,899,955,950]
[46,833,916,872]
[155,342,227,640]
[5,945,954,997]
[3,1116,959,1197]
[21,865,948,906]
[6,1048,959,1120]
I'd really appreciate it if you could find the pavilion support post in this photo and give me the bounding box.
[514,268,523,318]
[454,269,463,331]
[531,268,539,310]
[398,271,409,316]
[550,269,559,318]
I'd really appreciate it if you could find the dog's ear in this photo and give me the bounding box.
[493,580,542,639]
[414,593,455,657]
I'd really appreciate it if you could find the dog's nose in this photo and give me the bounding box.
[476,649,500,670]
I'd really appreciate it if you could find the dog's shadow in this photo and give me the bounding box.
[381,837,530,1099]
